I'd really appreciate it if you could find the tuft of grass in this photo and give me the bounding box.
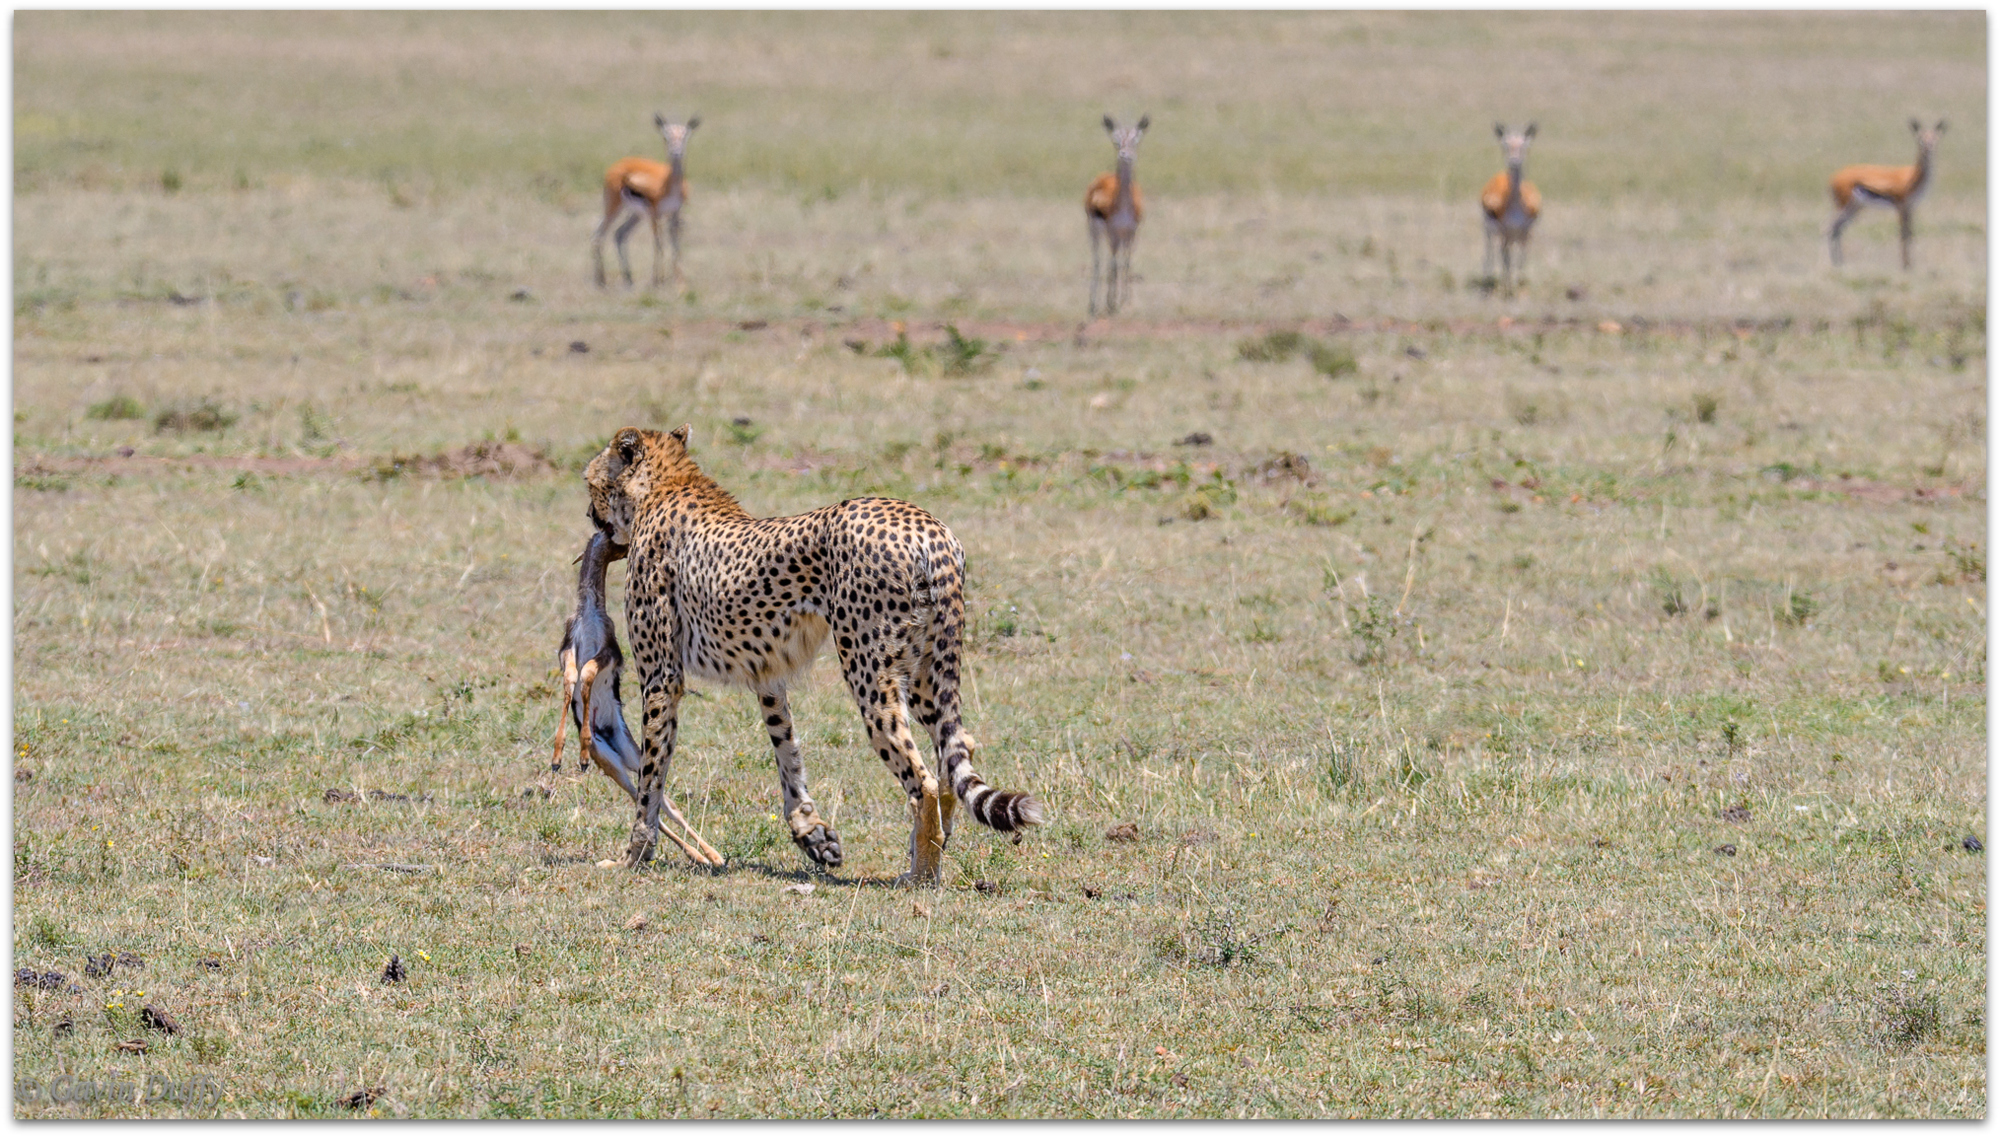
[153,399,237,434]
[86,393,145,421]
[1307,340,1358,378]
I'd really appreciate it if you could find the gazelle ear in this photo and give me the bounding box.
[1103,114,1116,134]
[685,115,701,131]
[669,423,692,446]
[655,112,668,131]
[1136,114,1150,132]
[1494,122,1506,139]
[1524,122,1537,139]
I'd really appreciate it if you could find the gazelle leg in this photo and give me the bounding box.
[1898,205,1913,270]
[613,212,642,287]
[668,211,685,285]
[551,648,579,774]
[575,660,599,773]
[649,212,665,288]
[1827,203,1861,267]
[1088,220,1104,318]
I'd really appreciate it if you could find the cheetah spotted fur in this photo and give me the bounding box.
[584,425,1042,884]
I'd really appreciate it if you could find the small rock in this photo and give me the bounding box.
[1171,1071,1189,1088]
[1714,843,1737,857]
[1104,821,1140,843]
[115,446,136,459]
[783,883,815,896]
[508,288,533,302]
[381,955,406,984]
[731,416,753,427]
[85,953,116,979]
[623,913,649,932]
[116,1038,149,1054]
[738,320,768,331]
[1081,885,1102,900]
[52,1017,73,1037]
[1404,345,1428,359]
[514,944,532,959]
[973,879,997,894]
[911,901,931,919]
[140,1004,181,1035]
[339,1086,384,1110]
[323,787,360,804]
[1565,285,1588,301]
[926,981,950,999]
[843,338,868,354]
[198,958,222,972]
[1963,835,1983,853]
[1370,955,1388,966]
[1720,805,1752,824]
[1175,431,1213,447]
[116,950,143,970]
[568,341,589,354]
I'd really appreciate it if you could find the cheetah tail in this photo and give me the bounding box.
[947,732,1044,832]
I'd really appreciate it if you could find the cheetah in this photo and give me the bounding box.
[550,529,722,866]
[584,425,1042,885]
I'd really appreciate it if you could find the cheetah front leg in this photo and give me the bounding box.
[756,682,842,869]
[626,670,685,868]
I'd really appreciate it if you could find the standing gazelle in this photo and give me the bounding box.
[1827,119,1945,270]
[1481,122,1540,286]
[593,113,700,288]
[1086,114,1149,318]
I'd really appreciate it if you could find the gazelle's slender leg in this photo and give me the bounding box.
[1088,218,1104,317]
[668,212,685,285]
[1898,205,1914,270]
[613,212,643,287]
[575,659,599,772]
[1118,236,1136,313]
[1827,201,1861,266]
[551,647,579,773]
[649,211,666,288]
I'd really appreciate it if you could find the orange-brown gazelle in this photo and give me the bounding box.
[1827,119,1944,269]
[1086,114,1148,317]
[593,113,700,288]
[1481,122,1540,286]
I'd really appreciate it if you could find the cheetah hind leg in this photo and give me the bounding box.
[900,773,949,888]
[787,803,844,869]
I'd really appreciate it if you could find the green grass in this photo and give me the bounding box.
[11,10,1987,1119]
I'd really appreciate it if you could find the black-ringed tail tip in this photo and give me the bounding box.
[962,783,1044,831]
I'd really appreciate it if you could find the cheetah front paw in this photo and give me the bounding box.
[623,836,657,869]
[787,805,843,868]
[793,823,843,868]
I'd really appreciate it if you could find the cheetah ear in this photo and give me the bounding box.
[615,428,643,466]
[669,423,692,446]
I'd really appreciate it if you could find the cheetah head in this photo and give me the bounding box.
[584,424,691,550]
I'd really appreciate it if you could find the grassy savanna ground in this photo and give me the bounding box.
[11,11,1986,1118]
